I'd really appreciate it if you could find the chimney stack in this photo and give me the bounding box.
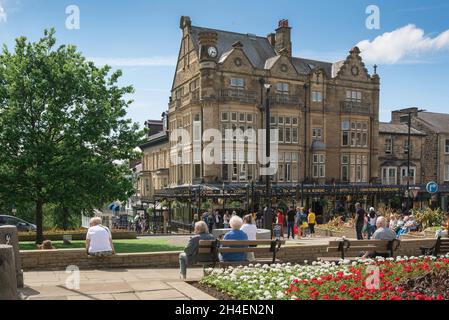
[267,33,276,47]
[275,19,292,56]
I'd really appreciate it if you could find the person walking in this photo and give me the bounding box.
[367,207,377,239]
[223,211,231,229]
[256,210,263,229]
[354,203,366,240]
[307,209,316,238]
[213,210,221,229]
[286,206,296,240]
[276,209,285,239]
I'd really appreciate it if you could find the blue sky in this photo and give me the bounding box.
[0,0,448,127]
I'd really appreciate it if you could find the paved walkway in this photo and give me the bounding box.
[20,268,214,300]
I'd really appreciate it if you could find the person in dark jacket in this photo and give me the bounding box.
[179,221,215,279]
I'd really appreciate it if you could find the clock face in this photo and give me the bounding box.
[208,46,218,58]
[351,66,360,76]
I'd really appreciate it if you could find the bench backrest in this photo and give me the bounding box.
[198,239,285,264]
[328,239,400,259]
[435,237,449,255]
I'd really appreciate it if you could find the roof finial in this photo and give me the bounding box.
[373,64,378,75]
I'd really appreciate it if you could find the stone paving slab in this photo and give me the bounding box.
[22,268,214,300]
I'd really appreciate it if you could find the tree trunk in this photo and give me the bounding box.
[62,207,69,231]
[35,200,44,245]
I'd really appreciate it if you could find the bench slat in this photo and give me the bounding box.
[218,247,278,253]
[199,240,286,246]
[327,246,383,253]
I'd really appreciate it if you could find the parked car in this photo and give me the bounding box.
[0,215,37,232]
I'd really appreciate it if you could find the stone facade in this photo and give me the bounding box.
[139,131,170,200]
[391,108,449,186]
[165,16,380,187]
[378,122,426,185]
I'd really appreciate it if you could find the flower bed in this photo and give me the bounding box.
[201,256,449,300]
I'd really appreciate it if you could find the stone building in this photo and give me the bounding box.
[139,119,170,200]
[378,122,426,185]
[391,108,449,210]
[167,16,380,188]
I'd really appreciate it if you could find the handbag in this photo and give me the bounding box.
[294,225,299,235]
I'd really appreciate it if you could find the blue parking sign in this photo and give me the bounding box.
[426,182,439,194]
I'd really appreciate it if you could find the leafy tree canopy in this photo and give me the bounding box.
[0,29,145,243]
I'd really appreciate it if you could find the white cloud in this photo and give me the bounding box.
[0,4,7,23]
[90,56,177,67]
[357,24,449,64]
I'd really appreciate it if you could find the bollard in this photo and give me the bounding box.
[0,245,18,300]
[0,226,24,288]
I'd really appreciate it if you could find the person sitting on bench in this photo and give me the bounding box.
[220,216,248,262]
[362,216,397,258]
[179,221,215,279]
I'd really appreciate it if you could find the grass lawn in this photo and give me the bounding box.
[19,238,184,253]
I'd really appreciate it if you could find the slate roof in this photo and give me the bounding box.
[190,25,334,76]
[190,26,276,69]
[417,112,449,133]
[379,123,426,135]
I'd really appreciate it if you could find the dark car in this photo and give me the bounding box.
[0,215,37,232]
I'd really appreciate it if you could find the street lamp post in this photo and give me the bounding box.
[399,109,426,213]
[264,83,272,226]
[302,83,309,207]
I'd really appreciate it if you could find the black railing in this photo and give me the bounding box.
[220,89,257,104]
[341,101,371,115]
[271,93,301,106]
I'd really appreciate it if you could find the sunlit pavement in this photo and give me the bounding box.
[20,268,214,300]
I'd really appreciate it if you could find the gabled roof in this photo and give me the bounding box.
[190,25,334,75]
[417,112,449,133]
[190,26,276,69]
[292,57,333,78]
[379,123,426,136]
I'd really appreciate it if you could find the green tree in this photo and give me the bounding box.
[0,30,145,243]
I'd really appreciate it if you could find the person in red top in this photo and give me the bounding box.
[276,209,285,239]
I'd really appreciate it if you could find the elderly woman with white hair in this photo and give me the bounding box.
[371,216,397,240]
[220,215,248,262]
[179,221,215,279]
[86,217,115,256]
[361,216,398,258]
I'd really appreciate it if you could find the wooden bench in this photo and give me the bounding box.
[197,239,286,268]
[318,239,401,263]
[420,237,449,256]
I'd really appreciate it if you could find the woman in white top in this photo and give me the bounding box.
[241,214,257,261]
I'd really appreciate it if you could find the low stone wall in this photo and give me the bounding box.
[20,249,180,271]
[20,238,440,271]
[19,231,137,242]
[315,226,356,238]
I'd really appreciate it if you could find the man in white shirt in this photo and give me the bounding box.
[86,217,115,256]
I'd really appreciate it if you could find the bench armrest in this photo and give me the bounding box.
[420,246,434,256]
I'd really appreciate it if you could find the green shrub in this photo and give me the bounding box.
[415,208,445,230]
